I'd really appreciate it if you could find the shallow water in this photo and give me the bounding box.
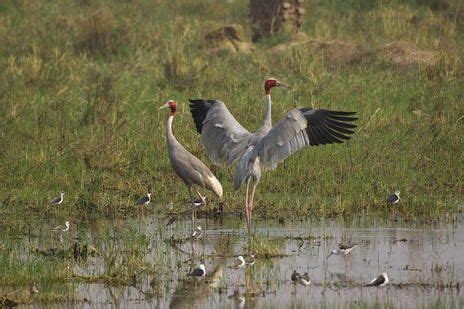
[2,213,464,308]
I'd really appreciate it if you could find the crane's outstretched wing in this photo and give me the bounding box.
[255,108,357,170]
[189,99,252,166]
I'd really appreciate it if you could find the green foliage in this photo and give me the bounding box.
[0,0,463,223]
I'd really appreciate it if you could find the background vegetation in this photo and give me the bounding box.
[0,0,463,222]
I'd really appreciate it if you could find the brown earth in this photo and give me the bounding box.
[204,24,254,54]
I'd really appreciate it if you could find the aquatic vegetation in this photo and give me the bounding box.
[0,215,463,306]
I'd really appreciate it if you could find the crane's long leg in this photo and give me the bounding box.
[245,178,251,229]
[248,181,258,230]
[188,186,196,232]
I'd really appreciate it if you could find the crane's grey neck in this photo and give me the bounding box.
[166,115,177,144]
[263,94,272,128]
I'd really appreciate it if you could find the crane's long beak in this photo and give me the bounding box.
[277,82,291,89]
[158,103,169,110]
[326,252,333,259]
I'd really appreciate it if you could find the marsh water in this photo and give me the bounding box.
[2,211,464,308]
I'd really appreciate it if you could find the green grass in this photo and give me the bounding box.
[0,0,463,223]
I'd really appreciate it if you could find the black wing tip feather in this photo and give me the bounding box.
[188,99,219,105]
[188,99,216,133]
[302,108,358,146]
[328,110,357,116]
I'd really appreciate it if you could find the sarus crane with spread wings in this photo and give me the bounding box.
[189,79,357,229]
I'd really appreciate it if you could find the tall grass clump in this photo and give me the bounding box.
[0,0,462,223]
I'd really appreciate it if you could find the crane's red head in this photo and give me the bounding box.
[159,100,177,115]
[264,78,289,95]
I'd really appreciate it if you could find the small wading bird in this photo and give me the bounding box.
[187,264,206,278]
[365,272,389,287]
[193,195,206,207]
[387,190,401,204]
[50,191,65,205]
[327,244,358,258]
[136,192,152,206]
[189,79,357,229]
[230,256,246,269]
[245,254,256,266]
[159,100,223,232]
[299,272,311,286]
[291,270,300,283]
[51,221,70,232]
[136,192,152,215]
[29,283,39,295]
[191,225,202,240]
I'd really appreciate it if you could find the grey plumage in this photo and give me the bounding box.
[233,108,356,228]
[189,79,356,229]
[238,109,356,177]
[189,99,253,166]
[188,79,286,167]
[165,112,222,198]
[160,100,223,232]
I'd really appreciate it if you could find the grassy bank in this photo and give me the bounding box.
[0,0,463,222]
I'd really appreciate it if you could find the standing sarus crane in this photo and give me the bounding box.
[159,100,223,232]
[189,79,357,229]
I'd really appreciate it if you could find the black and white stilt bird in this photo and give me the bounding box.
[327,244,358,258]
[365,272,389,287]
[230,256,246,269]
[245,254,256,266]
[50,191,65,205]
[291,270,300,283]
[299,272,311,286]
[387,191,400,204]
[51,221,70,232]
[136,192,152,206]
[136,192,152,215]
[191,225,202,239]
[193,194,206,208]
[187,264,206,278]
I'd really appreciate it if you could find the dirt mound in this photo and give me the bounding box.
[378,41,437,69]
[270,31,311,53]
[272,35,369,67]
[308,39,370,66]
[272,38,437,70]
[204,24,254,54]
